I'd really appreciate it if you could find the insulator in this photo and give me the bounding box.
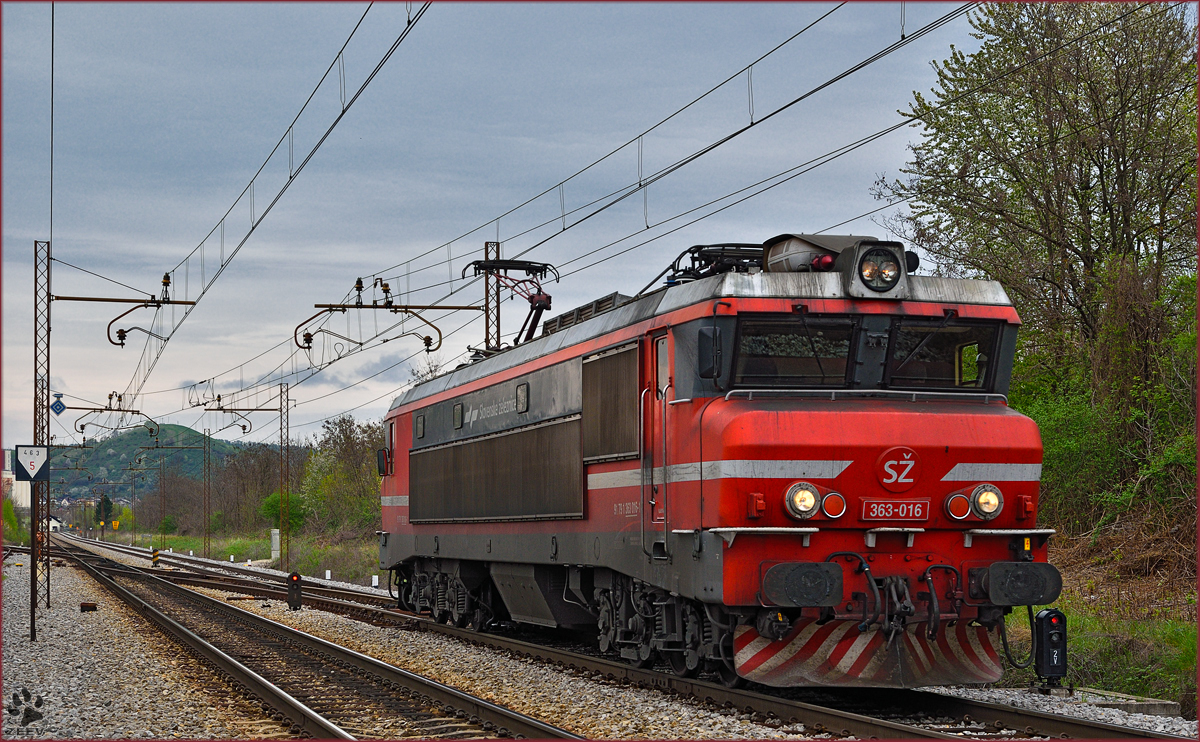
[423,335,433,348]
[355,277,364,293]
[302,331,313,348]
[162,272,171,287]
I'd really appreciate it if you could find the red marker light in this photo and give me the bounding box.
[821,493,847,518]
[810,254,836,271]
[946,493,971,520]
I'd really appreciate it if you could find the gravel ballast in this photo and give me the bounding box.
[186,585,817,740]
[926,686,1197,738]
[1,555,290,740]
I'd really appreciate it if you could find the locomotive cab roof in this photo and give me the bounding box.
[391,235,1014,410]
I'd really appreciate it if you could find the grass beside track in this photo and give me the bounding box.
[102,531,383,586]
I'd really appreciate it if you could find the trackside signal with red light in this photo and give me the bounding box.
[1034,608,1067,681]
[287,572,303,610]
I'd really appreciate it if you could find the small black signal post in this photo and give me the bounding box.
[287,572,303,610]
[1033,608,1069,693]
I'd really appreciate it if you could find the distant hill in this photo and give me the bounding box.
[50,424,245,500]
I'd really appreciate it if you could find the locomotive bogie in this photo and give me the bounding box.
[378,235,1061,687]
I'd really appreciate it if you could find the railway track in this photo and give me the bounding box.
[65,536,1191,740]
[53,537,579,740]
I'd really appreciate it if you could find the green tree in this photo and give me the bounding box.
[300,415,383,531]
[3,498,29,546]
[94,494,114,525]
[117,505,134,532]
[258,490,307,533]
[876,3,1196,534]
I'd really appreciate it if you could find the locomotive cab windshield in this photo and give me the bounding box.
[730,314,1005,392]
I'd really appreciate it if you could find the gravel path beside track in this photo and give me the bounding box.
[1,555,289,740]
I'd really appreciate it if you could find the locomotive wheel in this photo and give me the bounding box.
[452,606,471,628]
[631,615,655,668]
[596,592,616,653]
[666,651,699,678]
[715,659,746,688]
[668,602,704,677]
[449,586,473,628]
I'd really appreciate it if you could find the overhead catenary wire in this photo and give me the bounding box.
[242,1,1173,430]
[361,2,971,296]
[304,1,972,332]
[115,2,432,413]
[51,258,155,296]
[128,6,848,406]
[365,3,849,283]
[113,2,1168,444]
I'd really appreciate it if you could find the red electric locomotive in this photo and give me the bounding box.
[377,233,1061,688]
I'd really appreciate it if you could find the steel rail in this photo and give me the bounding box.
[64,537,394,607]
[59,542,352,739]
[66,544,580,740]
[60,536,1191,740]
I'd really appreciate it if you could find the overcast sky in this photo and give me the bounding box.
[3,2,981,452]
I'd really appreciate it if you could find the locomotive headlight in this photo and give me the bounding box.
[971,484,1003,519]
[785,482,819,519]
[859,248,902,292]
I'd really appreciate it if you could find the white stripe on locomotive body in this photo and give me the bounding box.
[908,628,934,674]
[381,495,409,506]
[586,459,854,490]
[835,628,881,679]
[755,620,822,677]
[940,463,1042,481]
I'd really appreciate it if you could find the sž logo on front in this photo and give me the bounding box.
[875,446,921,492]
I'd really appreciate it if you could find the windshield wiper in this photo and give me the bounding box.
[891,309,957,375]
[795,307,827,380]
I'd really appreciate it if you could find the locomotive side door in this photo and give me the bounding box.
[643,331,671,558]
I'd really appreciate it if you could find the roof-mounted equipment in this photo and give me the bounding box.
[463,258,559,347]
[664,243,764,285]
[763,233,921,300]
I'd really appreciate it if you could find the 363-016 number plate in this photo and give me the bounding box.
[861,499,929,520]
